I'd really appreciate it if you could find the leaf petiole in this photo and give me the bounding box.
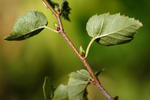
[85,37,97,58]
[44,26,59,33]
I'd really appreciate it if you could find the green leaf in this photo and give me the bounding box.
[68,69,91,100]
[54,84,68,100]
[61,0,71,21]
[53,69,91,100]
[43,77,54,100]
[86,13,143,46]
[5,11,48,41]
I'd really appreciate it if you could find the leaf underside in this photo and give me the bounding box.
[53,69,91,100]
[68,69,91,100]
[5,11,48,41]
[54,84,68,100]
[86,13,143,46]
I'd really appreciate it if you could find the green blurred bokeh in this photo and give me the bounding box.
[0,0,150,100]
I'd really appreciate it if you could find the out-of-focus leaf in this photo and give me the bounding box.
[54,84,68,100]
[86,13,143,46]
[43,77,54,100]
[68,69,91,100]
[61,0,71,21]
[47,0,59,9]
[5,11,48,41]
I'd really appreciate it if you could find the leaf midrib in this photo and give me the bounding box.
[95,22,141,39]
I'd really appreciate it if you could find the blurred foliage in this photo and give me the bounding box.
[0,0,150,100]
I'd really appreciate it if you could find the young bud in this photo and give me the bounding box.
[79,46,85,57]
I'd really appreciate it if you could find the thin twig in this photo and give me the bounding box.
[42,0,114,100]
[42,0,57,15]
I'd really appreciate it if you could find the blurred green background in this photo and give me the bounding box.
[0,0,150,100]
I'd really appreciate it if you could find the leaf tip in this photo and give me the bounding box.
[4,34,14,41]
[4,36,9,41]
[139,21,143,27]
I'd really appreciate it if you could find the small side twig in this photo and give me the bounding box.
[42,0,114,100]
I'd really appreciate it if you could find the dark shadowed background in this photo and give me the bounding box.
[0,0,150,100]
